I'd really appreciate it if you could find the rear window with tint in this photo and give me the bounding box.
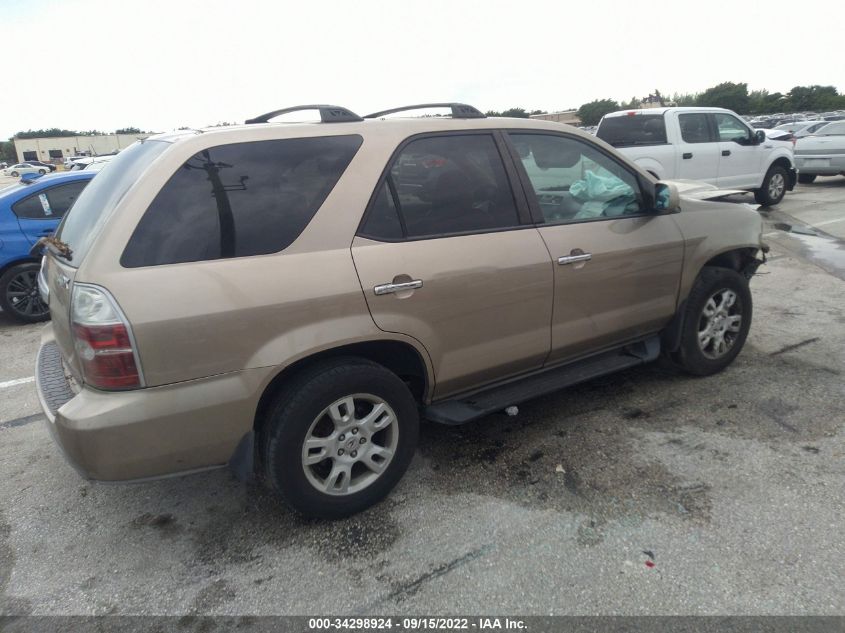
[596,115,668,147]
[121,135,362,267]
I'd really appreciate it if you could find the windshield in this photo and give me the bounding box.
[54,139,170,266]
[596,115,668,147]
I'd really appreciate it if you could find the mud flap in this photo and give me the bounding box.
[228,431,256,482]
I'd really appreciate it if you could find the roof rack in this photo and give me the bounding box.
[245,105,363,124]
[364,103,486,119]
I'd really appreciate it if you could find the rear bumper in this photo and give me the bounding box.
[795,155,845,176]
[35,327,269,482]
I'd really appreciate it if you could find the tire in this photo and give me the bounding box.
[38,169,46,174]
[754,164,788,205]
[797,173,817,184]
[673,266,752,376]
[10,171,18,177]
[263,358,419,519]
[0,262,51,323]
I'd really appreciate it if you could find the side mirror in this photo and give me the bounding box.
[654,181,680,213]
[753,129,766,145]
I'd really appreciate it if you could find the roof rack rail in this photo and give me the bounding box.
[364,103,486,120]
[245,105,363,124]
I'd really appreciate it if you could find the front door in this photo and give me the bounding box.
[713,112,763,189]
[351,133,553,399]
[505,131,685,365]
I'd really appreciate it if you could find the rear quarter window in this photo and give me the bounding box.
[596,115,667,147]
[121,135,363,267]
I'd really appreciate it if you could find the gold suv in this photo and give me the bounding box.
[35,103,766,518]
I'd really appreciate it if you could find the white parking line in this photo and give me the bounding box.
[813,217,845,228]
[0,376,35,389]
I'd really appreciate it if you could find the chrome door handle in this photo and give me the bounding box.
[558,253,592,265]
[374,279,423,295]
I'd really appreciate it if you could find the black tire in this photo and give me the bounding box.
[754,164,788,206]
[797,173,817,184]
[38,169,46,174]
[0,262,50,323]
[674,266,752,376]
[263,358,419,519]
[10,171,18,177]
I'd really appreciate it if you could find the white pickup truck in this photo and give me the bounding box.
[596,107,796,205]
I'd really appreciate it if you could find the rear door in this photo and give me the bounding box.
[351,132,553,399]
[12,179,89,244]
[504,131,684,364]
[713,112,763,188]
[675,112,720,183]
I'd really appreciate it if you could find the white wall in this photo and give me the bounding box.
[14,133,150,162]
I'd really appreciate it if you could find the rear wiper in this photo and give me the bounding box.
[30,236,73,261]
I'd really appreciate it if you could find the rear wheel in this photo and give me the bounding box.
[10,171,18,177]
[755,165,788,205]
[263,358,419,519]
[0,263,50,323]
[674,266,752,376]
[797,173,817,184]
[38,169,46,174]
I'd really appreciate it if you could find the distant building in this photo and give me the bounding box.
[13,133,150,163]
[529,110,581,125]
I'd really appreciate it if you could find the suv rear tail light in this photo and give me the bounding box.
[71,284,144,390]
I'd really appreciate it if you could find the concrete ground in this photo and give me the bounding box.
[0,177,843,616]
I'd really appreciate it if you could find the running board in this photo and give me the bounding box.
[424,335,660,425]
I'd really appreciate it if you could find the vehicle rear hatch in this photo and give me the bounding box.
[44,139,171,382]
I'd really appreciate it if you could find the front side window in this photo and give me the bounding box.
[678,113,714,143]
[509,133,645,224]
[12,180,89,219]
[714,113,752,143]
[360,134,520,240]
[819,122,845,135]
[122,135,362,267]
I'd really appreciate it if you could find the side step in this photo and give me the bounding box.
[424,335,660,425]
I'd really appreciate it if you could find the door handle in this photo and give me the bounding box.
[682,152,693,159]
[722,150,731,156]
[558,253,592,265]
[374,279,423,295]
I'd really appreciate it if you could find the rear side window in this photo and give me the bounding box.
[12,181,88,219]
[678,113,715,143]
[122,135,362,267]
[359,134,519,240]
[596,115,667,147]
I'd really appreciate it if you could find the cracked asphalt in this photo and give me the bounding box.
[0,178,843,616]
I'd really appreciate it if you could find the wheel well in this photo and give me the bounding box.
[0,257,39,279]
[252,340,429,434]
[702,248,758,273]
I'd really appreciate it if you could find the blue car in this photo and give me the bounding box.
[0,171,95,322]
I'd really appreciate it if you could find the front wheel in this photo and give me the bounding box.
[263,358,419,519]
[755,165,788,206]
[673,266,752,376]
[38,169,46,174]
[10,171,18,177]
[0,262,51,323]
[797,173,817,184]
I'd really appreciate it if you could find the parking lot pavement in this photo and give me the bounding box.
[1,192,844,617]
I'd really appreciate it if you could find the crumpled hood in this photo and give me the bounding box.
[663,179,759,206]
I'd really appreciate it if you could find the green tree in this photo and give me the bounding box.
[115,127,142,134]
[0,140,16,162]
[576,99,620,126]
[698,82,750,113]
[785,85,843,112]
[671,92,699,107]
[748,89,785,114]
[620,96,642,110]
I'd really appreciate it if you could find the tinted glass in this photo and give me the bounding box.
[596,115,667,147]
[372,134,519,239]
[510,133,644,224]
[12,180,89,219]
[678,113,714,143]
[56,140,170,266]
[714,113,751,143]
[122,135,362,267]
[360,182,403,240]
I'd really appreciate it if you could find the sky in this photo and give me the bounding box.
[1,0,843,139]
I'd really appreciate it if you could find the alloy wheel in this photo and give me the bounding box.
[697,288,742,359]
[5,269,48,319]
[301,393,399,496]
[768,172,785,200]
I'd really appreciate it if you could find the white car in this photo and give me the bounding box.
[1,163,49,177]
[794,120,845,183]
[63,155,90,169]
[596,107,796,205]
[67,155,115,170]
